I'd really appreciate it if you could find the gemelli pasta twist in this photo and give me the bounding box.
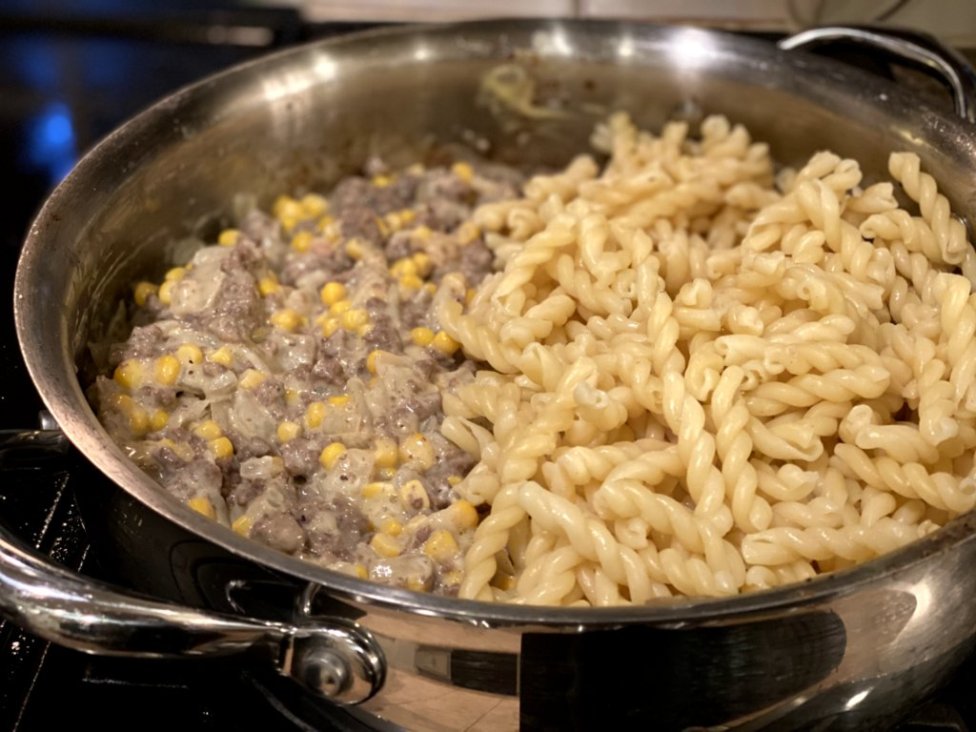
[437,112,976,606]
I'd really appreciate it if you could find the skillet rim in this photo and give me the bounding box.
[14,17,976,627]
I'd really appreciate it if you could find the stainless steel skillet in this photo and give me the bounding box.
[6,20,976,730]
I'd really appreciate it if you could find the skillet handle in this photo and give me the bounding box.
[0,514,386,704]
[0,428,74,469]
[779,26,976,124]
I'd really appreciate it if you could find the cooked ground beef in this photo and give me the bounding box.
[91,159,521,595]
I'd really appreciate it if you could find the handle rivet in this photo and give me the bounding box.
[299,647,351,698]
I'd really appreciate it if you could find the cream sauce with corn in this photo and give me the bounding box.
[92,159,521,595]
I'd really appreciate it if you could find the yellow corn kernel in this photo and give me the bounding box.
[128,406,150,436]
[176,344,204,365]
[257,276,280,296]
[424,530,459,561]
[276,421,301,443]
[399,479,431,510]
[239,369,266,389]
[291,230,313,253]
[410,327,435,347]
[431,331,460,356]
[366,349,384,375]
[400,274,423,291]
[153,354,180,386]
[329,299,352,316]
[345,239,365,260]
[412,252,432,276]
[284,387,300,407]
[209,436,234,459]
[385,209,416,231]
[341,308,368,331]
[110,393,135,412]
[375,216,390,238]
[406,576,429,592]
[465,288,476,305]
[423,283,437,296]
[381,518,403,537]
[399,434,435,471]
[319,442,346,470]
[270,308,305,332]
[273,195,301,220]
[116,392,137,414]
[281,215,301,232]
[328,395,350,408]
[411,225,432,242]
[390,258,417,278]
[193,420,222,440]
[208,346,234,367]
[448,500,479,530]
[353,563,368,579]
[316,214,336,234]
[188,496,216,519]
[356,323,373,338]
[157,280,174,305]
[149,409,169,432]
[321,317,340,338]
[164,266,187,282]
[319,281,347,306]
[452,161,474,183]
[362,481,391,499]
[374,437,398,469]
[300,193,329,218]
[370,533,401,558]
[441,569,466,590]
[113,393,135,414]
[447,475,462,486]
[157,438,192,461]
[218,228,240,246]
[304,401,326,430]
[371,174,392,188]
[232,514,252,536]
[113,359,145,390]
[457,221,480,245]
[133,281,157,306]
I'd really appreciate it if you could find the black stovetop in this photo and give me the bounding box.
[2,6,976,730]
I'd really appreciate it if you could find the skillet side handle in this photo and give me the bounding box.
[779,26,976,124]
[0,519,385,705]
[0,428,74,469]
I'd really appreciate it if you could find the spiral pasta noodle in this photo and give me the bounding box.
[438,112,976,605]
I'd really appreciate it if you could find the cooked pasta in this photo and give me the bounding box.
[438,112,976,606]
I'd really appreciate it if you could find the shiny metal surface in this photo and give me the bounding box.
[0,517,385,704]
[285,620,387,704]
[780,26,976,123]
[0,428,71,469]
[11,19,976,729]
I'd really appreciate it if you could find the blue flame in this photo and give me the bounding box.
[25,102,77,184]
